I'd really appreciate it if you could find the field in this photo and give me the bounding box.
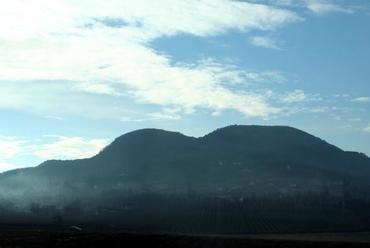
[0,225,369,248]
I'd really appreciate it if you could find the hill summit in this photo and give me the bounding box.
[1,125,370,198]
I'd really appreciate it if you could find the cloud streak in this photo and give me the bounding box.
[280,89,307,103]
[306,0,355,14]
[255,0,361,14]
[250,36,281,49]
[32,136,108,160]
[352,97,370,103]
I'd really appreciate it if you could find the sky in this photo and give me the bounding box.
[0,0,369,172]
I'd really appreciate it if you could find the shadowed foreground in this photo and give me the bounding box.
[0,229,370,248]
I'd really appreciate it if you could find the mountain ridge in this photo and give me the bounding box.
[1,125,369,199]
[21,125,368,169]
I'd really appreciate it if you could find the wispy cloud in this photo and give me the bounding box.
[0,136,24,160]
[306,0,355,14]
[348,118,361,122]
[31,136,108,160]
[309,106,331,113]
[44,115,64,121]
[280,89,307,103]
[364,125,370,133]
[0,136,26,172]
[0,162,23,172]
[121,107,182,122]
[0,0,301,119]
[72,82,124,96]
[333,94,350,98]
[351,97,370,103]
[250,36,281,49]
[0,135,108,171]
[255,0,361,14]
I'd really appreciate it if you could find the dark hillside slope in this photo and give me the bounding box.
[201,125,367,176]
[0,125,369,198]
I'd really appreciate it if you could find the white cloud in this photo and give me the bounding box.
[31,136,108,160]
[281,89,307,103]
[148,107,183,120]
[364,125,370,133]
[333,94,350,98]
[0,162,24,172]
[351,97,370,103]
[348,118,361,122]
[120,117,150,122]
[0,137,24,160]
[0,135,109,172]
[0,81,136,119]
[250,36,281,49]
[306,0,354,14]
[0,136,27,172]
[73,82,124,96]
[255,0,360,14]
[309,106,331,113]
[0,0,301,119]
[121,107,182,122]
[44,115,64,121]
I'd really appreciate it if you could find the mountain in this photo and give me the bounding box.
[1,125,370,202]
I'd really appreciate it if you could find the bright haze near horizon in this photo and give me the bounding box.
[0,0,369,172]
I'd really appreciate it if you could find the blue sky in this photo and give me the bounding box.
[0,0,369,172]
